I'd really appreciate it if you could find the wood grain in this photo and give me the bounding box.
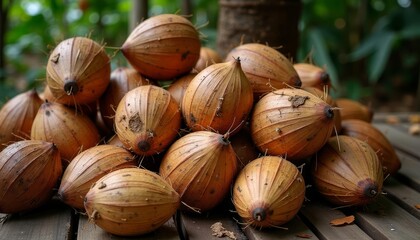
[300,200,372,240]
[353,196,420,240]
[0,200,72,240]
[77,215,179,240]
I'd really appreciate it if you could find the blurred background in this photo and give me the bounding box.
[1,0,419,111]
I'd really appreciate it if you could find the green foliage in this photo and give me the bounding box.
[0,0,220,107]
[299,0,420,102]
[1,0,419,108]
[1,0,131,104]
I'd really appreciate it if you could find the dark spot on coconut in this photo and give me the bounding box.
[219,135,230,145]
[51,53,60,64]
[293,76,302,87]
[237,186,242,192]
[98,182,107,189]
[138,140,151,152]
[321,72,330,84]
[358,179,380,199]
[216,97,223,117]
[306,134,316,141]
[119,115,126,122]
[64,80,79,95]
[128,113,143,132]
[324,106,334,119]
[181,51,190,60]
[252,207,267,222]
[288,95,309,108]
[190,113,197,124]
[45,110,51,116]
[122,174,131,177]
[17,178,24,185]
[210,188,215,194]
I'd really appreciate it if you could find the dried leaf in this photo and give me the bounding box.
[330,215,355,226]
[409,124,420,135]
[415,204,420,209]
[296,233,312,238]
[210,222,236,240]
[408,114,420,124]
[386,115,400,124]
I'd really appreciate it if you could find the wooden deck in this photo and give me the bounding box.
[1,112,420,240]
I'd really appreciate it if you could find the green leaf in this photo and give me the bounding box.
[344,80,363,100]
[368,31,395,84]
[399,25,420,39]
[308,28,339,94]
[348,31,389,61]
[0,84,18,108]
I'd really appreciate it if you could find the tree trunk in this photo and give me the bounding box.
[130,0,148,31]
[181,0,192,16]
[217,0,302,59]
[0,1,11,82]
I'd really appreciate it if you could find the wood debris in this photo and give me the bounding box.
[408,114,420,124]
[296,233,312,238]
[330,215,355,226]
[415,204,420,209]
[409,124,420,135]
[288,95,309,108]
[210,222,236,239]
[386,115,400,124]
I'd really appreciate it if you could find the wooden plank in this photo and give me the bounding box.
[182,210,248,240]
[243,216,318,240]
[77,215,180,240]
[0,200,72,240]
[395,150,420,192]
[299,200,372,240]
[353,196,420,240]
[374,123,420,159]
[384,177,420,220]
[392,123,415,132]
[373,112,420,124]
[383,123,420,141]
[373,112,412,123]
